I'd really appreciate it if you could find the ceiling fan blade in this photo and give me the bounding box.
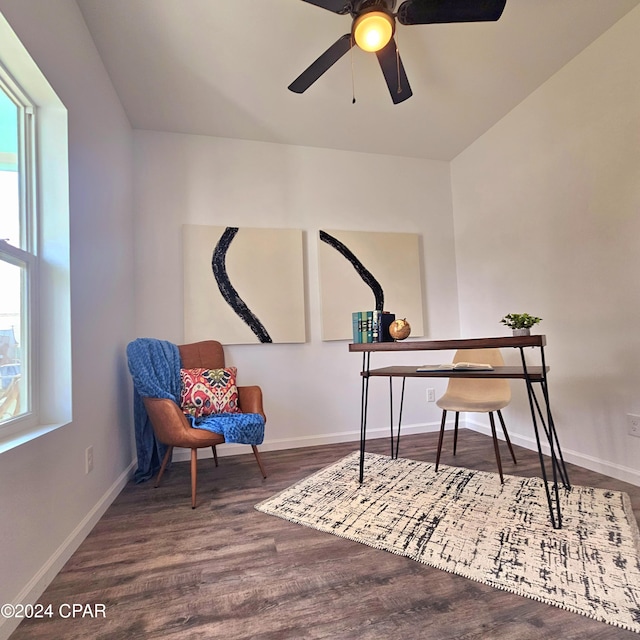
[375,38,412,104]
[288,34,353,94]
[397,0,507,25]
[299,0,351,14]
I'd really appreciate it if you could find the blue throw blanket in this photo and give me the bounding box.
[127,338,180,483]
[127,337,265,483]
[186,412,265,445]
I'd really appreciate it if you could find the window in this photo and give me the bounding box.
[0,12,71,450]
[0,70,35,426]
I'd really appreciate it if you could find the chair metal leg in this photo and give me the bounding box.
[435,410,447,471]
[154,446,173,488]
[212,445,219,467]
[497,410,517,464]
[191,448,198,509]
[252,445,267,479]
[452,412,460,456]
[489,412,504,483]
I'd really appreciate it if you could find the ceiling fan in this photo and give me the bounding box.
[289,0,507,104]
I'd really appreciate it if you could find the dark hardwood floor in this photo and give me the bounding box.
[10,430,640,639]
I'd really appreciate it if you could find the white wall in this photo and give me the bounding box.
[451,6,640,483]
[134,132,460,451]
[0,2,134,637]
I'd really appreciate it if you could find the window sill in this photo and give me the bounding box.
[0,420,70,455]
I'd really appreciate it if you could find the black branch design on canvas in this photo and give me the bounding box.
[212,227,273,343]
[319,230,384,311]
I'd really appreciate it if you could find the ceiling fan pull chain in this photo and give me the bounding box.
[350,33,357,103]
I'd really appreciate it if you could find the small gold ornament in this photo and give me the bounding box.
[389,318,411,341]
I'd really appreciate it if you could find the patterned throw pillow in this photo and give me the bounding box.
[180,367,240,417]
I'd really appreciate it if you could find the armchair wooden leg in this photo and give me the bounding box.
[154,446,173,488]
[212,445,219,467]
[435,410,447,471]
[497,410,517,464]
[489,412,504,484]
[191,448,198,509]
[252,445,267,479]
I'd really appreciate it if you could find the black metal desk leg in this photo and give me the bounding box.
[394,377,406,459]
[527,380,560,527]
[519,347,562,528]
[359,352,371,484]
[389,378,395,457]
[539,346,570,488]
[528,383,569,488]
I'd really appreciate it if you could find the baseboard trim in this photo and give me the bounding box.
[465,419,640,487]
[0,459,137,640]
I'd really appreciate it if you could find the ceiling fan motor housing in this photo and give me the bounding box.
[351,0,396,18]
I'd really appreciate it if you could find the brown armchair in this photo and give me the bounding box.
[143,340,267,508]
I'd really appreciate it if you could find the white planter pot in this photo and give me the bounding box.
[512,328,531,337]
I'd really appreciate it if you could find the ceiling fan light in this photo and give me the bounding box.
[353,11,394,53]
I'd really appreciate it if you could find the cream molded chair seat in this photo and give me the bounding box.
[435,348,516,483]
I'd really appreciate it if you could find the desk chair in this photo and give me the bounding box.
[435,348,516,483]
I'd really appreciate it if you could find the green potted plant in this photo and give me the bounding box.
[500,313,542,337]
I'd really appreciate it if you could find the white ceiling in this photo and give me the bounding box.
[76,0,640,161]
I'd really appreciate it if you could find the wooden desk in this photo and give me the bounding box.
[349,336,570,528]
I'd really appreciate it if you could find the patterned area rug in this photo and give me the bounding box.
[256,451,640,633]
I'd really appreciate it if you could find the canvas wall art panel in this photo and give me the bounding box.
[318,229,424,341]
[183,225,306,344]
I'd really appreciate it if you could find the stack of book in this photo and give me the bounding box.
[351,311,395,343]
